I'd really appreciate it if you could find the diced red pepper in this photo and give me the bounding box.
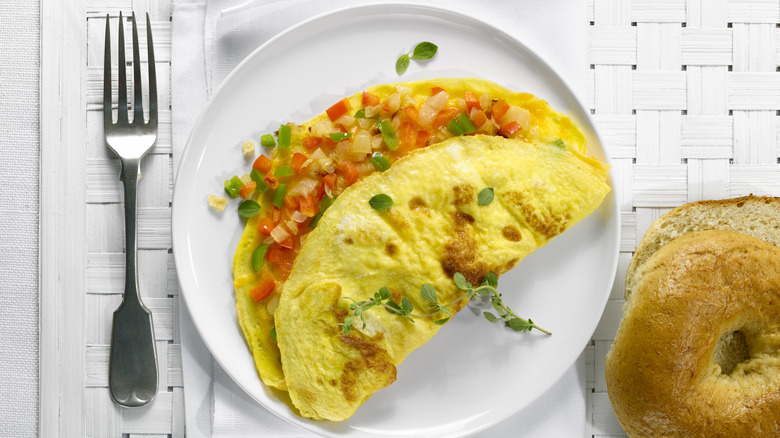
[339,161,360,186]
[492,99,510,121]
[399,121,419,149]
[322,173,337,191]
[326,98,350,122]
[431,86,445,95]
[290,152,309,174]
[264,173,279,190]
[416,129,431,147]
[471,110,488,128]
[464,91,482,112]
[499,121,522,137]
[298,194,317,217]
[432,108,460,129]
[257,217,275,235]
[253,155,272,174]
[403,106,419,122]
[239,181,256,199]
[278,237,294,250]
[267,246,291,265]
[249,273,275,302]
[283,194,299,210]
[303,136,322,150]
[362,92,380,106]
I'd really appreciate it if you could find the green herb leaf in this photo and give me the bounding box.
[251,244,270,271]
[552,138,565,148]
[309,213,322,229]
[411,42,438,60]
[395,53,410,74]
[420,284,438,303]
[483,311,500,323]
[354,109,366,119]
[329,132,351,142]
[434,317,450,325]
[378,286,392,300]
[370,152,391,172]
[369,193,393,210]
[506,318,535,332]
[453,272,471,290]
[385,300,402,314]
[341,317,353,335]
[401,297,414,315]
[482,272,498,289]
[478,187,494,206]
[238,200,261,218]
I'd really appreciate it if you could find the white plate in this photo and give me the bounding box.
[172,4,619,437]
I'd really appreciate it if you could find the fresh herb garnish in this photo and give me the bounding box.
[238,199,261,217]
[251,244,270,271]
[395,42,439,75]
[370,152,391,172]
[339,272,550,335]
[369,193,393,210]
[478,187,494,206]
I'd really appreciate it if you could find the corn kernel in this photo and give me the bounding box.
[242,140,255,155]
[208,194,228,211]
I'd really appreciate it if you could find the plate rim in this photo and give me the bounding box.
[172,3,620,436]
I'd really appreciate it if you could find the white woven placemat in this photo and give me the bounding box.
[48,0,780,436]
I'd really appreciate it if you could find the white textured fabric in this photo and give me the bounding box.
[0,2,40,437]
[172,1,587,436]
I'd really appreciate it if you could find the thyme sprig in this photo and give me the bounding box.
[339,272,550,335]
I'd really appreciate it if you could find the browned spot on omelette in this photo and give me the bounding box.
[441,210,488,287]
[385,243,397,256]
[502,225,522,242]
[505,190,572,239]
[338,334,397,402]
[408,197,429,213]
[453,184,475,207]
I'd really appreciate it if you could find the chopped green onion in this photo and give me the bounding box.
[456,113,477,134]
[275,166,294,178]
[238,200,261,217]
[273,183,287,208]
[370,152,391,172]
[377,120,399,150]
[250,169,269,192]
[329,132,351,142]
[278,124,291,148]
[553,138,565,148]
[447,118,465,136]
[354,109,366,119]
[251,244,270,271]
[320,194,334,213]
[369,193,393,210]
[224,175,243,199]
[269,327,277,343]
[260,134,276,148]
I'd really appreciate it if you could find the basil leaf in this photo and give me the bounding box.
[478,187,494,206]
[369,193,393,210]
[395,53,410,74]
[238,200,261,217]
[251,244,270,271]
[411,42,438,60]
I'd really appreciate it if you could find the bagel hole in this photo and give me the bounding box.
[713,330,750,375]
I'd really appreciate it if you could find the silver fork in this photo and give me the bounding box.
[103,11,159,408]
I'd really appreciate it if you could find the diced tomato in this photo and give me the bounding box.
[298,194,317,217]
[283,194,299,210]
[403,106,419,122]
[264,173,279,190]
[267,246,291,265]
[432,108,460,129]
[471,110,488,128]
[431,86,445,95]
[464,91,482,112]
[278,237,295,250]
[326,98,350,122]
[362,92,380,106]
[303,136,322,150]
[239,181,256,199]
[290,152,309,174]
[253,155,272,173]
[249,273,275,302]
[319,136,337,152]
[499,121,522,137]
[492,99,510,121]
[399,121,419,149]
[313,182,325,201]
[257,217,275,235]
[338,161,360,186]
[322,173,337,191]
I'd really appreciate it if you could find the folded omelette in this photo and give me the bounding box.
[230,78,610,420]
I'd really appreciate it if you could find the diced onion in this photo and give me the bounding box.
[336,115,356,128]
[310,120,339,137]
[352,130,372,154]
[503,105,531,130]
[285,219,299,234]
[291,210,308,223]
[266,294,280,314]
[371,135,383,150]
[270,225,291,244]
[288,177,318,197]
[384,93,401,113]
[417,91,449,128]
[479,93,490,111]
[364,104,380,118]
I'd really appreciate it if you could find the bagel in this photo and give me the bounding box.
[606,229,780,436]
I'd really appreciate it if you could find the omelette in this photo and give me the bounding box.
[230,78,610,418]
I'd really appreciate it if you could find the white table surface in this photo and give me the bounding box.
[3,0,779,437]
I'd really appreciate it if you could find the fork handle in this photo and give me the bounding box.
[120,157,142,305]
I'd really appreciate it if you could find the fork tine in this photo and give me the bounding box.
[146,13,158,128]
[131,13,144,124]
[103,14,113,127]
[117,11,128,125]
